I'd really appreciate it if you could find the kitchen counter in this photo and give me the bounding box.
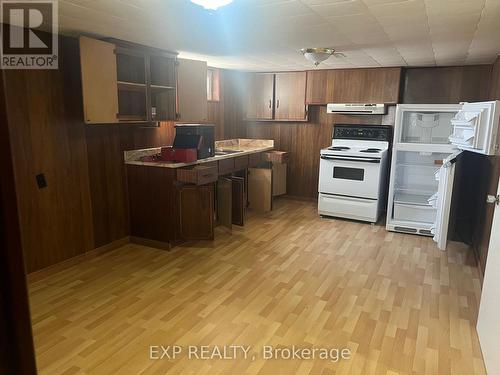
[124,139,274,168]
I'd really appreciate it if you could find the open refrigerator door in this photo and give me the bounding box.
[430,151,462,250]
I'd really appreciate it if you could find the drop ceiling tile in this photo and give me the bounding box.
[56,0,500,70]
[306,0,367,17]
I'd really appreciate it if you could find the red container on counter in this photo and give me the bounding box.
[161,147,198,163]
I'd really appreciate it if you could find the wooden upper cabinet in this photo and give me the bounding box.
[305,70,329,105]
[80,36,178,124]
[176,58,208,123]
[305,67,402,105]
[275,72,307,121]
[79,36,119,124]
[245,73,274,120]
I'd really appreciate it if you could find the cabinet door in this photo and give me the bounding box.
[231,177,245,226]
[272,163,287,196]
[217,179,232,231]
[79,37,119,124]
[248,168,272,212]
[177,58,208,122]
[331,68,401,104]
[246,73,274,120]
[150,55,177,121]
[179,184,214,240]
[275,72,307,121]
[306,70,329,105]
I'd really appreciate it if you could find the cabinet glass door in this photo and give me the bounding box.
[399,110,457,144]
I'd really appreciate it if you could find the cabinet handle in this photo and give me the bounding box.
[269,99,272,109]
[277,99,280,109]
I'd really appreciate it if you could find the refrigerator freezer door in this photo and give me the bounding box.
[432,152,461,250]
[449,101,500,155]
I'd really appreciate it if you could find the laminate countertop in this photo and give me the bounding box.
[124,139,274,169]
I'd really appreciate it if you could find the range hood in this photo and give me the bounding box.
[327,103,387,115]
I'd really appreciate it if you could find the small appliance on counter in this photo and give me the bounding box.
[174,124,215,159]
[318,124,392,223]
[161,133,202,163]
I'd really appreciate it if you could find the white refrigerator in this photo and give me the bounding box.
[386,104,461,250]
[387,101,500,250]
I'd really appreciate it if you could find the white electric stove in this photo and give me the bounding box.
[318,124,392,223]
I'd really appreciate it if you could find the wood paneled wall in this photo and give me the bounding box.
[402,65,492,104]
[242,65,493,200]
[3,32,498,273]
[2,36,178,271]
[472,56,500,278]
[207,69,247,140]
[85,123,175,248]
[3,38,94,272]
[247,106,395,198]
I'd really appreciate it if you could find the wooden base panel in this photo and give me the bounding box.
[130,236,172,251]
[27,236,130,283]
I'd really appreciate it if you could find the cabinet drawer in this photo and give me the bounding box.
[264,151,289,164]
[177,163,218,185]
[218,158,235,175]
[234,155,249,171]
[393,203,436,224]
[248,153,262,167]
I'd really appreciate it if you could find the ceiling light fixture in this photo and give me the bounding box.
[190,0,233,10]
[301,47,335,66]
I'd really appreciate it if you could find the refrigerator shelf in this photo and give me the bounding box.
[393,191,435,206]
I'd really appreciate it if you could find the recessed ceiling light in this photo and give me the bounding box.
[190,0,233,10]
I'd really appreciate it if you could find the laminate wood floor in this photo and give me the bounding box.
[29,198,486,374]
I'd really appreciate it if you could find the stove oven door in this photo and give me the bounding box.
[319,155,382,199]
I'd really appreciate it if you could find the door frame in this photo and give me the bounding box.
[477,176,500,374]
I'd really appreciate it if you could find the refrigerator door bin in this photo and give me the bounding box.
[450,101,500,155]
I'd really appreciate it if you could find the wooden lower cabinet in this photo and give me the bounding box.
[179,184,214,240]
[128,154,264,247]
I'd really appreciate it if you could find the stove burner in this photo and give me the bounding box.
[360,148,382,153]
[328,146,350,151]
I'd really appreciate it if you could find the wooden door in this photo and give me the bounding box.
[248,168,272,212]
[246,73,274,120]
[217,179,232,231]
[477,178,500,374]
[179,184,214,240]
[177,58,208,122]
[231,177,245,226]
[79,36,119,124]
[275,72,307,121]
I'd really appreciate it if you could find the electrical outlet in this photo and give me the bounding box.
[36,173,47,189]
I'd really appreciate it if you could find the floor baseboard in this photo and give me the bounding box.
[28,236,130,282]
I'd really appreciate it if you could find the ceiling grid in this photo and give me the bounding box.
[56,0,500,71]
